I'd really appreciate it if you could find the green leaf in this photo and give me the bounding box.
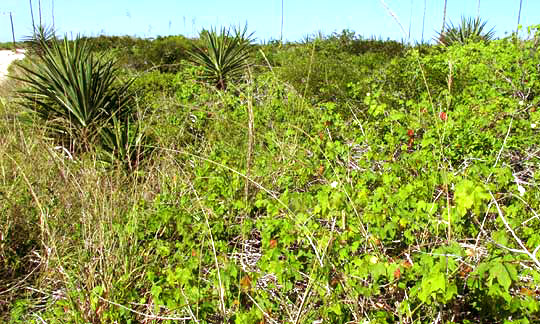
[492,230,509,247]
[418,272,446,304]
[388,111,405,121]
[329,302,342,315]
[443,282,458,302]
[431,272,446,292]
[151,284,162,299]
[489,263,513,292]
[369,261,386,282]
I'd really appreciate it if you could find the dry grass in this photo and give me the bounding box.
[0,73,170,320]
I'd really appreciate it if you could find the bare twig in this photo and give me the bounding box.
[486,116,514,183]
[258,48,275,74]
[511,193,540,225]
[0,262,41,295]
[246,293,280,324]
[517,0,523,34]
[244,66,255,202]
[180,285,200,323]
[32,313,47,324]
[280,0,284,46]
[303,41,316,99]
[441,0,448,40]
[421,0,427,43]
[97,295,191,321]
[29,0,36,33]
[293,277,314,324]
[490,191,540,269]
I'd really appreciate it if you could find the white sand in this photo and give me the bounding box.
[0,49,26,82]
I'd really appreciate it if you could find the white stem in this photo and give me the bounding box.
[490,191,540,269]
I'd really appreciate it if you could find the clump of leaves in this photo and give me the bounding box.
[190,25,253,90]
[99,116,152,172]
[22,24,57,56]
[16,30,133,152]
[436,16,495,46]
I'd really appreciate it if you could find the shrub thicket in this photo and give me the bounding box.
[272,30,407,104]
[83,34,195,73]
[2,25,540,323]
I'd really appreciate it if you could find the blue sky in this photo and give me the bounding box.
[0,1,538,43]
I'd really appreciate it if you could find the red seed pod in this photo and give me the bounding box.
[394,268,401,279]
[439,111,448,121]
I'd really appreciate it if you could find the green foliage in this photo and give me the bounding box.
[15,33,133,152]
[82,35,195,73]
[273,31,407,103]
[144,35,195,73]
[22,24,58,56]
[0,41,22,50]
[322,29,406,56]
[437,16,495,46]
[3,26,540,324]
[190,25,254,90]
[99,116,152,171]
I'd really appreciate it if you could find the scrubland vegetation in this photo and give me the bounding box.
[1,21,540,323]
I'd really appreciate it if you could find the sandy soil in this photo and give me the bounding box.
[0,49,26,82]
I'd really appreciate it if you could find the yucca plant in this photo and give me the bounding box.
[15,29,133,152]
[436,17,495,46]
[190,25,254,90]
[23,24,57,56]
[99,116,151,171]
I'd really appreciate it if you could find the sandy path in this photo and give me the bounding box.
[0,49,26,82]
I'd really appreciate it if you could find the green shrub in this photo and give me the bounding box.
[83,35,195,73]
[274,34,406,104]
[4,24,540,324]
[322,29,406,57]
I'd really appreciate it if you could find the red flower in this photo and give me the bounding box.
[407,129,414,137]
[439,111,448,121]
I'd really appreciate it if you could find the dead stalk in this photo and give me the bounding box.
[244,66,255,203]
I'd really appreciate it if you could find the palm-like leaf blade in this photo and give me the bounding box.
[189,25,253,90]
[436,17,495,46]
